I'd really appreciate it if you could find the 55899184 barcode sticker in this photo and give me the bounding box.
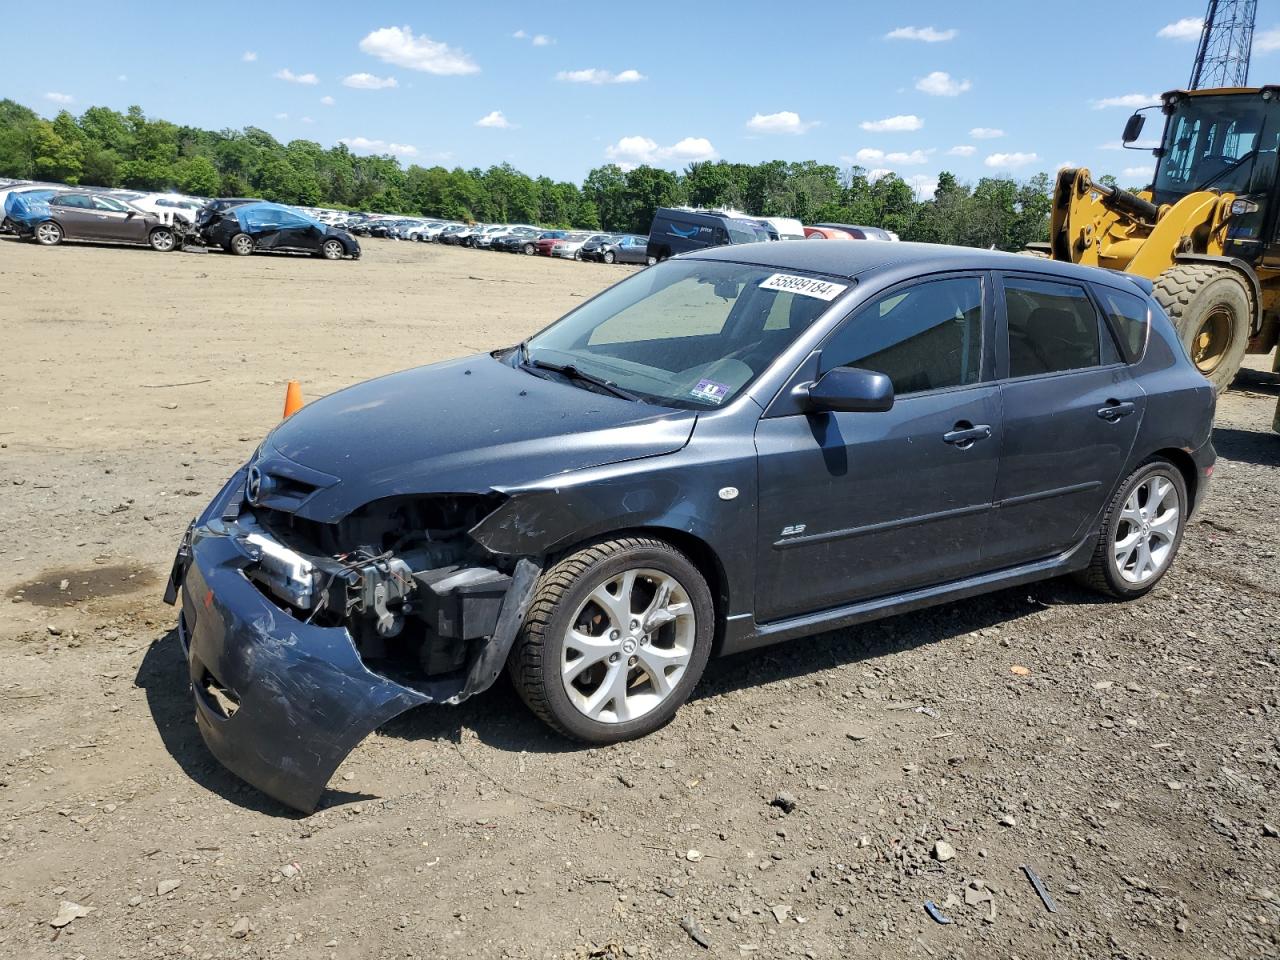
[758,273,849,301]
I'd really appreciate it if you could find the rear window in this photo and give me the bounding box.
[1095,286,1151,362]
[1004,277,1102,377]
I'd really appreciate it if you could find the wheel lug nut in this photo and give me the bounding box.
[610,630,620,640]
[628,655,637,666]
[609,653,619,663]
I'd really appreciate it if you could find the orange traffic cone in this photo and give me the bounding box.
[282,380,304,418]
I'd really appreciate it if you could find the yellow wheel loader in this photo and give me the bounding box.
[1043,86,1280,392]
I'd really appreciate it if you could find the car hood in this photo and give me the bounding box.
[258,355,697,523]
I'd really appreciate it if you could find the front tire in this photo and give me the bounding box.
[508,537,714,744]
[320,238,345,260]
[603,250,616,264]
[228,232,254,256]
[34,221,63,246]
[148,227,176,252]
[523,242,535,256]
[1152,264,1250,394]
[1075,459,1187,599]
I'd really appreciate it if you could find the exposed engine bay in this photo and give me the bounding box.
[239,493,518,686]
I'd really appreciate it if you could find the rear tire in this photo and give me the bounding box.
[508,537,714,744]
[1074,459,1187,599]
[148,227,176,252]
[34,221,63,246]
[1152,264,1250,393]
[523,242,535,256]
[228,232,254,256]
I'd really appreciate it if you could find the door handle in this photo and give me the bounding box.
[1097,400,1136,422]
[943,422,992,448]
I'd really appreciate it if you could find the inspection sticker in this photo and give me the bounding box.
[758,273,848,301]
[691,378,730,405]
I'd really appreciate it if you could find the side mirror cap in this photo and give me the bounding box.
[802,366,894,413]
[1122,112,1146,144]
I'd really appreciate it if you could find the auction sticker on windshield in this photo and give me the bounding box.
[691,378,730,405]
[758,273,849,301]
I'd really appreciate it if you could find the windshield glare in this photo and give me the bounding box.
[525,259,846,409]
[1154,94,1279,203]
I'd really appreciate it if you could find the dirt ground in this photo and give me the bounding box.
[0,236,1277,960]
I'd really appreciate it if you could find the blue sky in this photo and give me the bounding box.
[10,1,1280,196]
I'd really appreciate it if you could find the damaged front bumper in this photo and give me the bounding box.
[164,470,539,813]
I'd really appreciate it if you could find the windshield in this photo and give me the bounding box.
[524,259,849,409]
[1153,94,1280,204]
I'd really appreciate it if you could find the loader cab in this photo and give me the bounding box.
[1134,87,1280,266]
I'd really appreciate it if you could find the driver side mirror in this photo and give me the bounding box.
[803,366,894,413]
[1122,112,1146,144]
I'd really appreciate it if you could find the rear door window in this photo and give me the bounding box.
[54,194,93,208]
[1094,286,1152,362]
[1003,277,1102,377]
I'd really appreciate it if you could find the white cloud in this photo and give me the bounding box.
[605,135,716,170]
[1122,165,1155,179]
[970,127,1004,139]
[320,95,336,106]
[476,110,511,128]
[557,68,646,84]
[274,112,289,120]
[342,72,398,89]
[866,168,894,182]
[985,151,1039,169]
[746,111,818,135]
[44,92,73,104]
[906,174,939,200]
[1157,17,1202,40]
[849,147,931,166]
[859,114,923,133]
[532,34,553,46]
[947,144,977,156]
[886,26,956,42]
[117,74,127,82]
[1093,93,1156,109]
[301,116,315,124]
[339,136,419,157]
[1256,27,1280,53]
[275,68,319,85]
[359,25,479,75]
[1100,139,1158,150]
[242,51,258,62]
[1057,161,1076,171]
[512,29,527,39]
[915,71,970,96]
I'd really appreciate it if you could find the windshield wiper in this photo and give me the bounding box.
[520,352,640,401]
[1190,148,1258,194]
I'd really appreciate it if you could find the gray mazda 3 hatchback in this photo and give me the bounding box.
[166,241,1215,811]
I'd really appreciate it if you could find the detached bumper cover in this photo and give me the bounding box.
[178,531,431,812]
[166,471,540,813]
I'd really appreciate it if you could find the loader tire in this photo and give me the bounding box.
[1152,264,1251,393]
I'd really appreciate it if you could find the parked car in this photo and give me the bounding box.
[198,201,360,259]
[591,234,654,265]
[473,224,532,249]
[116,192,206,225]
[806,223,899,241]
[496,229,546,254]
[758,216,807,240]
[578,233,622,261]
[646,207,765,261]
[437,224,476,246]
[164,240,1214,812]
[13,190,185,250]
[535,230,570,256]
[2,186,57,234]
[550,231,597,259]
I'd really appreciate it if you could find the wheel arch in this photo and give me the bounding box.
[1147,446,1198,509]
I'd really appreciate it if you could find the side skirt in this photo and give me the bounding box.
[720,532,1099,656]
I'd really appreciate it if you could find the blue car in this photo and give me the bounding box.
[166,241,1214,811]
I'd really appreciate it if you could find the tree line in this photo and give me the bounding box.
[1,97,1105,251]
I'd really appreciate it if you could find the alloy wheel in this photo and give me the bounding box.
[560,568,696,723]
[1113,475,1180,584]
[150,229,175,252]
[322,239,344,260]
[35,222,61,245]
